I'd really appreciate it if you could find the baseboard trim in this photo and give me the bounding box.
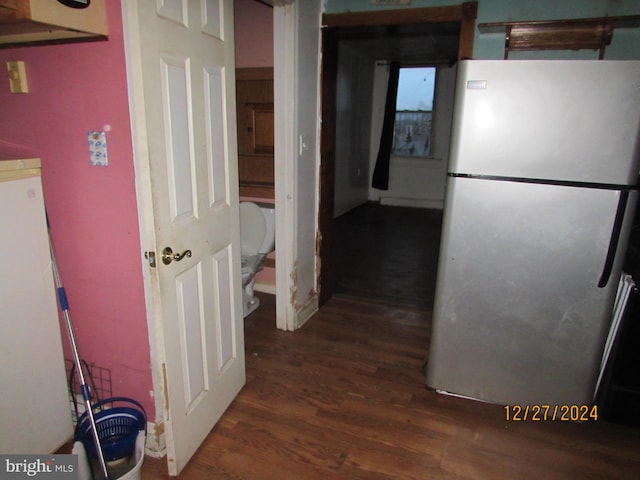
[144,421,166,458]
[379,197,444,209]
[254,282,276,295]
[296,293,319,329]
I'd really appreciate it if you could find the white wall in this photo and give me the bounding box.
[274,0,322,329]
[369,64,457,209]
[295,0,322,322]
[333,42,375,218]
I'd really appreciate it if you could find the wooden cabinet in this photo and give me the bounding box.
[236,67,275,198]
[478,15,640,60]
[0,0,108,47]
[245,102,274,154]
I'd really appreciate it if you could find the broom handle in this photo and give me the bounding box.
[48,236,110,480]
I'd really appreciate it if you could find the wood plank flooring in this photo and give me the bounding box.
[142,292,640,479]
[142,204,640,478]
[333,203,442,310]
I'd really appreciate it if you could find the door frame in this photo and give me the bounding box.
[120,0,166,452]
[317,2,478,306]
[273,0,324,331]
[273,3,299,331]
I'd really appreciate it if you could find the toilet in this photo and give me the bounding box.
[239,202,276,317]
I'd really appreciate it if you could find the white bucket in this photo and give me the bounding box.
[73,430,145,480]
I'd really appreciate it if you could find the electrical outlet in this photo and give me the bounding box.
[6,61,28,94]
[88,131,108,166]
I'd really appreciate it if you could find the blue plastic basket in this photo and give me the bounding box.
[76,397,146,462]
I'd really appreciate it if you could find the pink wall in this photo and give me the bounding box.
[234,0,274,68]
[0,0,276,431]
[0,1,154,419]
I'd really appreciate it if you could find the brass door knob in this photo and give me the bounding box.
[162,247,192,265]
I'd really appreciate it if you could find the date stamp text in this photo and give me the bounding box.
[504,404,598,422]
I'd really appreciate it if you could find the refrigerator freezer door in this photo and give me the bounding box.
[426,176,637,406]
[449,60,640,185]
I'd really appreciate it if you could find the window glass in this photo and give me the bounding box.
[393,67,436,157]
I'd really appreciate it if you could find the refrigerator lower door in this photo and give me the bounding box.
[426,176,637,406]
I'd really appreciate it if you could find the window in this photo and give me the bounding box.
[392,67,436,157]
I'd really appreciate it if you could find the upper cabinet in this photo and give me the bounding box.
[0,0,108,48]
[236,67,275,199]
[236,68,274,156]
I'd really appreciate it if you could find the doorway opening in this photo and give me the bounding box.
[318,4,477,308]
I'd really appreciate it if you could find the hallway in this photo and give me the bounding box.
[333,202,443,310]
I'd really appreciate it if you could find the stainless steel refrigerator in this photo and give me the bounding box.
[425,60,640,406]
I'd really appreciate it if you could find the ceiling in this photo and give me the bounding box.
[250,0,461,65]
[334,22,461,65]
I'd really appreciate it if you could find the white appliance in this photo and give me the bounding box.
[426,60,640,406]
[239,201,276,317]
[0,158,72,453]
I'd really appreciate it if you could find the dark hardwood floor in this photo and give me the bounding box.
[142,204,640,479]
[333,203,442,310]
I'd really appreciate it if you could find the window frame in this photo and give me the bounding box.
[392,65,438,159]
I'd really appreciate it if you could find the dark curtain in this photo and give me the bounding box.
[371,62,401,191]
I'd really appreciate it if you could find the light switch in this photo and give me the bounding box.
[6,61,28,94]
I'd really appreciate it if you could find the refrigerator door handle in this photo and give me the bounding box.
[598,190,629,288]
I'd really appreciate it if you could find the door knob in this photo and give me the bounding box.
[162,247,192,265]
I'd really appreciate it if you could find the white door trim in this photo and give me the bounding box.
[120,0,167,454]
[274,3,299,331]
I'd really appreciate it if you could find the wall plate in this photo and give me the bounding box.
[88,131,108,166]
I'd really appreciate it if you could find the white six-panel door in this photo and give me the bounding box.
[123,0,244,474]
